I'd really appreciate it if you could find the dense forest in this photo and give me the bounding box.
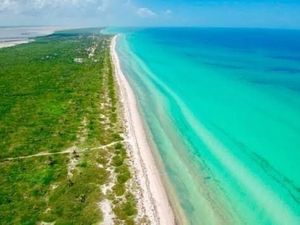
[0,29,138,225]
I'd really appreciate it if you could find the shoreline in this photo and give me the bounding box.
[0,26,59,49]
[110,35,176,225]
[0,40,32,49]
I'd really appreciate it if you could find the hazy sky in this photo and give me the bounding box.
[0,0,300,28]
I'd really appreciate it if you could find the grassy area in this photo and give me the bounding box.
[0,29,138,224]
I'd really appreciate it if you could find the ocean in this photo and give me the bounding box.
[109,28,300,225]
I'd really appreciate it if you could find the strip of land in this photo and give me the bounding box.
[0,28,175,225]
[0,40,31,49]
[111,35,176,225]
[0,29,139,225]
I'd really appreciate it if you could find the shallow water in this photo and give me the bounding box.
[0,26,55,44]
[110,28,300,225]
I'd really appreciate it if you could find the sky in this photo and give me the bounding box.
[0,0,300,28]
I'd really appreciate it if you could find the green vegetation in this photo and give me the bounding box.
[0,29,137,224]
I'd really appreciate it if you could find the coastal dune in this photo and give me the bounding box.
[110,36,176,225]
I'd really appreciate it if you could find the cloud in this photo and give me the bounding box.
[136,7,156,18]
[0,0,18,12]
[164,9,172,15]
[0,0,160,26]
[97,0,109,12]
[0,0,101,13]
[32,0,83,9]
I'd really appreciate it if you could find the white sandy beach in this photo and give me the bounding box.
[0,40,31,49]
[110,36,176,225]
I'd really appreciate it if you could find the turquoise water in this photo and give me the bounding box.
[111,28,300,225]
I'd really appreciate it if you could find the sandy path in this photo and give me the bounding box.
[1,141,121,162]
[111,36,176,225]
